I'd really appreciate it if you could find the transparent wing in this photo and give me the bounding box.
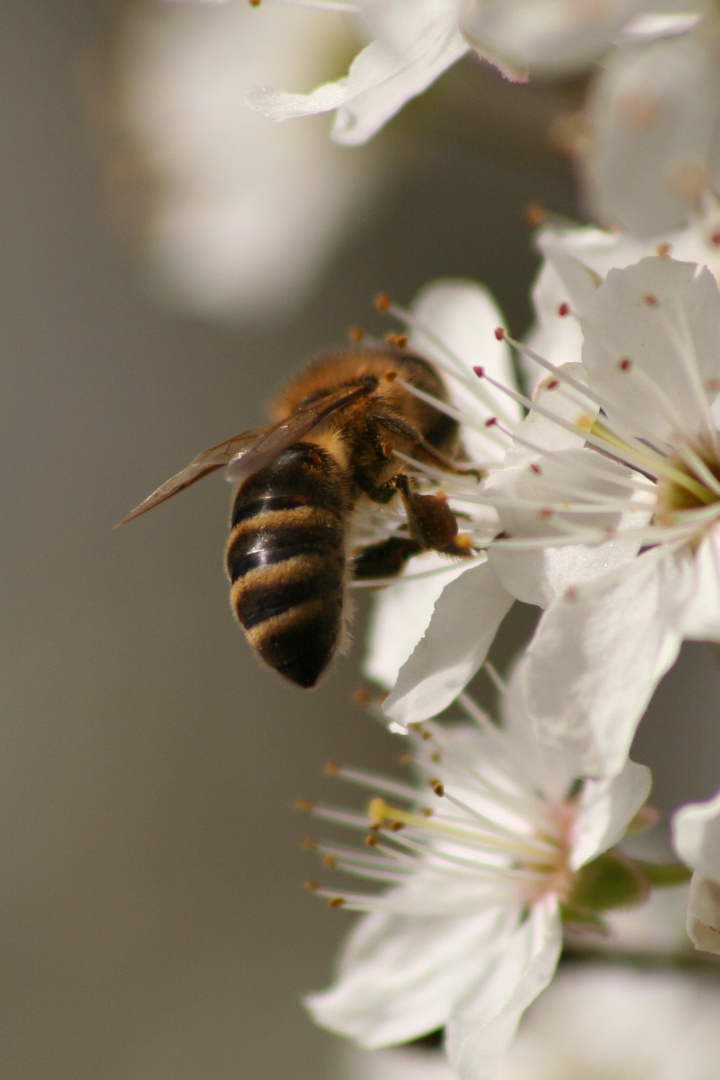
[117,428,265,525]
[119,378,374,526]
[224,379,373,484]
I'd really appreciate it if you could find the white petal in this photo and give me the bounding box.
[383,560,514,728]
[459,0,650,76]
[406,278,519,461]
[582,28,720,235]
[446,897,561,1080]
[364,555,481,690]
[672,788,720,881]
[682,874,720,954]
[306,905,513,1048]
[571,758,652,869]
[246,20,468,145]
[678,528,720,640]
[520,546,688,777]
[582,256,720,443]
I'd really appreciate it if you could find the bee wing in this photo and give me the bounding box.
[224,380,373,485]
[118,428,266,525]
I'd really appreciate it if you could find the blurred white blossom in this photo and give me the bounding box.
[115,0,380,322]
[581,9,720,234]
[303,685,651,1080]
[499,962,720,1080]
[673,789,720,954]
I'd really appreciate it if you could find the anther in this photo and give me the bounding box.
[710,229,720,247]
[564,587,578,601]
[557,303,570,317]
[304,880,319,892]
[385,370,398,382]
[375,293,390,313]
[365,833,379,846]
[328,896,345,909]
[248,0,261,6]
[301,838,317,853]
[494,327,506,341]
[619,357,632,371]
[643,293,659,307]
[485,417,497,428]
[322,854,337,868]
[656,242,671,258]
[353,686,371,708]
[430,751,441,763]
[430,780,445,797]
[389,821,405,832]
[538,508,553,519]
[421,807,433,817]
[546,379,559,390]
[323,761,340,777]
[348,326,364,344]
[530,463,542,475]
[522,201,547,229]
[295,799,315,813]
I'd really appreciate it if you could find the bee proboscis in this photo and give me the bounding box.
[121,344,471,688]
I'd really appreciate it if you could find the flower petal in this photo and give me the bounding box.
[582,27,720,235]
[306,905,514,1048]
[678,528,720,640]
[246,19,468,145]
[364,555,482,690]
[406,278,520,454]
[582,257,720,443]
[383,560,514,728]
[571,758,652,869]
[460,0,653,76]
[672,789,720,882]
[519,546,689,777]
[445,897,561,1080]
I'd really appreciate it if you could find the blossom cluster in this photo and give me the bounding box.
[159,1,720,1077]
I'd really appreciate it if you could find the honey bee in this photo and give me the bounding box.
[121,344,471,688]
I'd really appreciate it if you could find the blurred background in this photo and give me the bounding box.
[3,2,720,1078]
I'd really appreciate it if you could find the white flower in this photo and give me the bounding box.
[672,790,720,954]
[581,9,720,235]
[375,257,720,777]
[507,255,720,777]
[499,962,720,1080]
[302,688,651,1080]
[245,0,527,146]
[114,1,379,322]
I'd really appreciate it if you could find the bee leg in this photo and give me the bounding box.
[351,537,423,580]
[367,413,462,473]
[392,473,460,551]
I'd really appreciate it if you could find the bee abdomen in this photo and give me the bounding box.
[226,444,347,688]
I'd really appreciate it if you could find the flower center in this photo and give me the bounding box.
[656,434,720,524]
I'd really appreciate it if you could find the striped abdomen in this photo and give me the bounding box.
[226,443,347,688]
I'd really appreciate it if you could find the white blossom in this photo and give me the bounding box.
[115,1,379,322]
[245,0,527,146]
[302,687,651,1080]
[373,257,720,779]
[499,962,720,1080]
[672,789,720,954]
[581,8,720,235]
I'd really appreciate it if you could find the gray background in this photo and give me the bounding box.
[2,3,720,1078]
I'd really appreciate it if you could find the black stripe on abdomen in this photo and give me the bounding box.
[225,443,347,687]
